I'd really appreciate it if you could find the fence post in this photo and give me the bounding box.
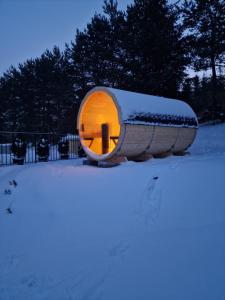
[0,131,79,166]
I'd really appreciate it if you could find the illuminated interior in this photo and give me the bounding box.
[78,91,121,155]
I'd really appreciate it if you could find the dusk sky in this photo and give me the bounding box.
[0,0,132,74]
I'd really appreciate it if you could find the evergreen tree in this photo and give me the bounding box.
[181,0,225,108]
[2,0,225,133]
[200,75,213,112]
[0,46,77,132]
[125,0,187,97]
[181,77,192,105]
[33,46,75,132]
[69,0,127,102]
[0,66,25,131]
[192,75,201,111]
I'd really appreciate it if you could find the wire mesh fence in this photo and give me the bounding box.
[0,131,81,166]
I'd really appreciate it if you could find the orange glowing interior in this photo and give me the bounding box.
[79,91,120,155]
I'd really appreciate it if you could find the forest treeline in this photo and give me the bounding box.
[0,0,225,133]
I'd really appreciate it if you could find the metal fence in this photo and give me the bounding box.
[0,131,81,166]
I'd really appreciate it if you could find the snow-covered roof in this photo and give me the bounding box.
[91,86,198,128]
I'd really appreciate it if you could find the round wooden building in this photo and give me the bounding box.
[77,86,198,162]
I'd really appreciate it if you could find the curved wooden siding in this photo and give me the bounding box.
[117,125,150,157]
[172,127,196,153]
[147,126,178,155]
[78,87,198,162]
[115,124,197,160]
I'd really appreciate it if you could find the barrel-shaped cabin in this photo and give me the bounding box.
[77,86,198,162]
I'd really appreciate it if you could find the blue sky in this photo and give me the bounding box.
[0,0,132,74]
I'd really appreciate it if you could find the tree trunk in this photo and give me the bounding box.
[211,55,217,111]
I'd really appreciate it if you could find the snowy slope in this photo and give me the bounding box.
[0,124,225,300]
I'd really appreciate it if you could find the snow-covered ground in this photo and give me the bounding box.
[0,124,225,300]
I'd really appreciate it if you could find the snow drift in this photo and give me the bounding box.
[0,124,225,300]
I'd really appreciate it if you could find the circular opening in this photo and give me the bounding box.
[78,90,121,157]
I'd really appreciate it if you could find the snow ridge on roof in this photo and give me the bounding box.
[125,113,198,128]
[104,87,197,126]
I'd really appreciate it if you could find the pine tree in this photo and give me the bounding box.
[192,75,201,111]
[181,0,225,109]
[0,66,25,131]
[0,46,77,133]
[182,78,192,105]
[125,0,187,97]
[32,46,76,132]
[69,0,127,102]
[200,75,212,112]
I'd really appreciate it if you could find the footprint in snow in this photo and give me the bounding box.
[21,274,38,288]
[0,254,25,277]
[108,241,130,258]
[138,177,162,227]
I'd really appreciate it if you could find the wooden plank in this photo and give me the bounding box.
[148,126,178,154]
[118,125,151,156]
[173,128,196,152]
[116,125,196,158]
